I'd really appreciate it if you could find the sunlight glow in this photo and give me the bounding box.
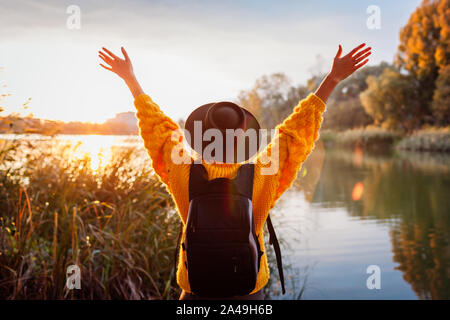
[353,146,364,167]
[55,135,141,172]
[69,136,114,172]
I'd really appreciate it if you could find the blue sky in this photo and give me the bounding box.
[0,0,422,123]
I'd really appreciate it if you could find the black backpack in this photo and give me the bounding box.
[174,163,285,298]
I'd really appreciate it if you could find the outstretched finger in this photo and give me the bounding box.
[354,58,369,70]
[121,47,130,61]
[102,47,119,60]
[99,52,113,64]
[347,43,366,57]
[335,44,342,59]
[99,54,112,66]
[355,51,371,64]
[353,46,371,60]
[100,63,113,71]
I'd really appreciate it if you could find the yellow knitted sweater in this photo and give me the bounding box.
[134,92,326,294]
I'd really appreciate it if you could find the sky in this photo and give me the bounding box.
[0,0,422,123]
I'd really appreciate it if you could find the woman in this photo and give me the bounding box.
[98,43,371,299]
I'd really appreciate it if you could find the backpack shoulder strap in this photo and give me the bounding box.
[189,163,209,201]
[174,162,208,277]
[266,214,286,295]
[233,163,255,199]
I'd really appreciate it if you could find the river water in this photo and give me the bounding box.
[268,142,450,300]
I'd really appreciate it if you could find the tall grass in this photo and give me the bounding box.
[0,138,180,299]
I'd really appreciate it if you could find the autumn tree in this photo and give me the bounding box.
[322,62,390,130]
[395,0,450,124]
[239,64,389,131]
[237,73,308,129]
[360,68,422,132]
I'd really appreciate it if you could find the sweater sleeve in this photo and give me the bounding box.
[134,93,190,187]
[257,93,326,206]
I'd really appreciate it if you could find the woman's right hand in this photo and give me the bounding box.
[99,47,134,81]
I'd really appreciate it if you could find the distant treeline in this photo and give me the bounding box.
[0,113,138,135]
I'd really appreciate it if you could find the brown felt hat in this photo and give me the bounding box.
[185,101,261,163]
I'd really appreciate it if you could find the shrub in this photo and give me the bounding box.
[396,127,450,152]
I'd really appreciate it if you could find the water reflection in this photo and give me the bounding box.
[290,146,450,299]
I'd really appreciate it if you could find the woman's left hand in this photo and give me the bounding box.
[329,43,371,82]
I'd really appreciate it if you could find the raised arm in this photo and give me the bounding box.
[258,43,371,204]
[99,47,187,186]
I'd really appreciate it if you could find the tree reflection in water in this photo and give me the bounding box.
[302,146,450,299]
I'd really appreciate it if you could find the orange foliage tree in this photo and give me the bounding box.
[395,0,450,123]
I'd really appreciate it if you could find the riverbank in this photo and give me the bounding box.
[320,127,450,153]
